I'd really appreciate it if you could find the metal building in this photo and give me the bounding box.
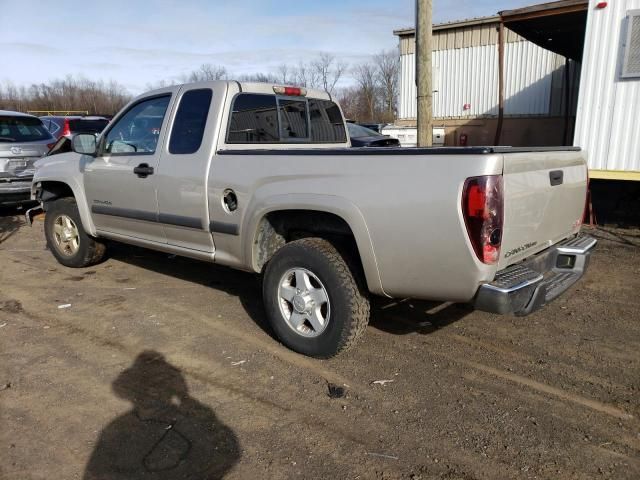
[393,15,579,147]
[393,0,640,180]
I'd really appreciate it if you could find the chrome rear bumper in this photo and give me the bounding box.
[474,235,597,316]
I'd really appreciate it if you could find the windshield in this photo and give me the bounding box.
[0,115,52,142]
[347,123,381,138]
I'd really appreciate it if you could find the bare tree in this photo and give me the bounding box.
[311,52,347,94]
[0,76,130,115]
[374,50,399,122]
[238,72,280,83]
[276,64,292,85]
[353,62,379,121]
[186,63,227,82]
[293,61,320,89]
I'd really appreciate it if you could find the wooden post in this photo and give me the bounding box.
[416,0,433,147]
[494,21,505,145]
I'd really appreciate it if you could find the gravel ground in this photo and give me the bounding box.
[1,208,639,479]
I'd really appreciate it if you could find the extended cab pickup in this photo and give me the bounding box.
[29,81,596,357]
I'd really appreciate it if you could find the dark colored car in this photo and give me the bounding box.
[357,123,387,133]
[347,123,400,147]
[40,116,109,140]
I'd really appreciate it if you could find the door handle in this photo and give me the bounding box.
[133,163,154,178]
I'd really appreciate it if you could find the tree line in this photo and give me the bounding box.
[0,76,131,116]
[0,51,399,122]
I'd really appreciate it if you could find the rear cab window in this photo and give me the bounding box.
[226,93,346,145]
[0,115,52,142]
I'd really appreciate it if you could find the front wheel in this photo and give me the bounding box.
[262,238,370,358]
[44,197,106,268]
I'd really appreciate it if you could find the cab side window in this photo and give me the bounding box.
[169,89,212,154]
[104,95,170,155]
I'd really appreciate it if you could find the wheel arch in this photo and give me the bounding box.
[244,194,387,297]
[33,179,96,235]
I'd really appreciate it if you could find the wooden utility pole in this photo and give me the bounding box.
[416,0,433,147]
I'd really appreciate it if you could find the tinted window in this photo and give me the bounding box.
[104,95,170,154]
[278,99,308,140]
[0,116,52,143]
[169,89,212,154]
[48,119,62,135]
[309,99,346,143]
[227,94,279,143]
[347,123,381,138]
[69,118,109,134]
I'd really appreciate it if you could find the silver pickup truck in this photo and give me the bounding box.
[29,81,596,357]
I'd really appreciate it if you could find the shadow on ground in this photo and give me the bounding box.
[0,206,26,245]
[106,243,472,338]
[0,207,25,244]
[83,350,240,480]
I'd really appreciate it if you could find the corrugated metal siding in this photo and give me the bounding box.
[433,44,499,117]
[503,41,558,115]
[398,40,566,119]
[574,0,640,172]
[399,53,417,118]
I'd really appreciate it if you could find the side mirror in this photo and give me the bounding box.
[71,133,97,156]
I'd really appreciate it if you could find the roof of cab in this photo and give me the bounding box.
[237,82,331,100]
[141,80,332,101]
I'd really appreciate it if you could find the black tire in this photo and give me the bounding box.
[262,238,370,358]
[44,197,106,268]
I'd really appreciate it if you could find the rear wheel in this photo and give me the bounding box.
[263,238,370,358]
[45,197,106,268]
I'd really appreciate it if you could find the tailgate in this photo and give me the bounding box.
[498,150,587,269]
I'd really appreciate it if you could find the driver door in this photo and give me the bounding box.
[84,92,174,243]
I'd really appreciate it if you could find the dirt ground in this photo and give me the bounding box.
[1,207,639,480]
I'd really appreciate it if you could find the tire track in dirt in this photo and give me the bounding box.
[455,358,634,421]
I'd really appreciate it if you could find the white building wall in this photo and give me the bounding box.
[398,39,564,119]
[574,0,640,173]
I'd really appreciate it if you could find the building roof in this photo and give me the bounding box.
[499,0,587,19]
[393,15,500,37]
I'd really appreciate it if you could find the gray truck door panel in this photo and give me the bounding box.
[155,84,226,253]
[84,93,173,243]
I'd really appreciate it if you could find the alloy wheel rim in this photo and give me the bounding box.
[52,215,80,256]
[278,268,331,338]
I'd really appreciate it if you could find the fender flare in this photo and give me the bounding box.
[242,193,388,297]
[33,176,97,236]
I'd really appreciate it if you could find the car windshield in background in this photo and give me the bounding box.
[347,123,381,138]
[0,116,51,142]
[69,118,109,134]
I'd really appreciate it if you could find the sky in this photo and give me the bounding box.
[0,0,535,94]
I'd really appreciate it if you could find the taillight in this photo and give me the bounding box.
[62,118,71,137]
[462,175,504,265]
[273,86,307,96]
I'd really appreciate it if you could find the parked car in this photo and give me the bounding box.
[40,116,109,140]
[0,111,55,205]
[347,122,400,147]
[29,81,595,358]
[357,122,387,133]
